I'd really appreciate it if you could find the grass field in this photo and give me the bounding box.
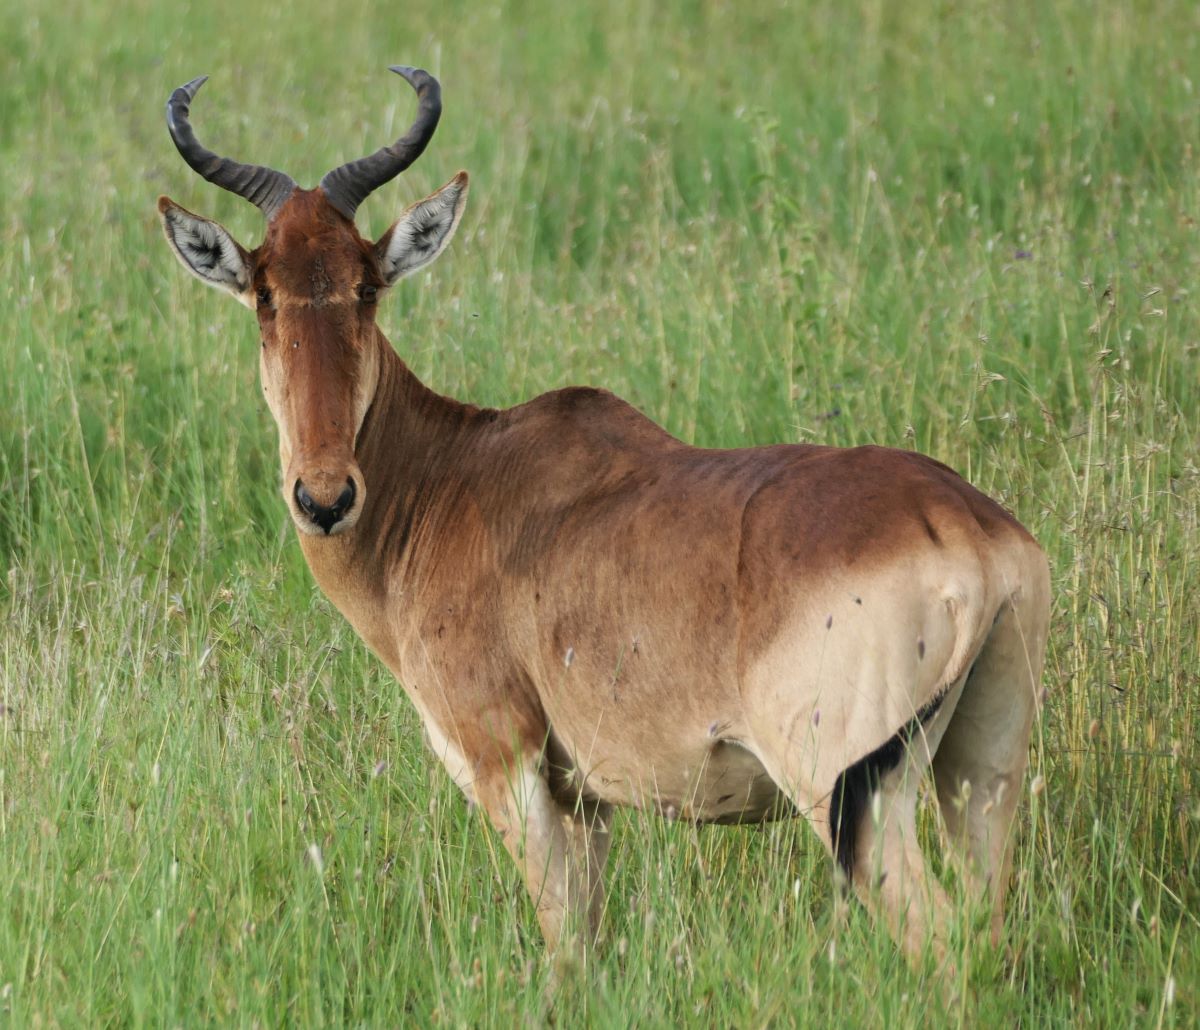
[1,0,1198,1024]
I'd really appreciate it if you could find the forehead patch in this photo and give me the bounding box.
[256,189,377,305]
[266,232,363,306]
[311,255,332,306]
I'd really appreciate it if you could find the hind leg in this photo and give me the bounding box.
[932,601,1047,943]
[847,749,957,967]
[834,674,986,971]
[749,683,967,970]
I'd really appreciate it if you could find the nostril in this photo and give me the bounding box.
[293,477,355,533]
[295,480,317,517]
[332,478,356,516]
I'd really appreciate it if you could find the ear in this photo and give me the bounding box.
[157,196,254,307]
[375,171,469,285]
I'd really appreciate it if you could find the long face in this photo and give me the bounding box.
[156,69,466,537]
[252,192,383,536]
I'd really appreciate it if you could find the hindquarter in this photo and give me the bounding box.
[738,551,992,811]
[730,447,1041,813]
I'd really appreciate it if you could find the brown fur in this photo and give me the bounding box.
[160,173,1050,973]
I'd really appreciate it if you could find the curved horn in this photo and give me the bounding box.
[319,66,442,220]
[166,76,297,219]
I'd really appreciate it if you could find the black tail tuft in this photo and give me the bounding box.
[828,689,950,882]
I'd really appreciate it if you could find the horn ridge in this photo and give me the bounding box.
[165,76,297,219]
[318,65,443,220]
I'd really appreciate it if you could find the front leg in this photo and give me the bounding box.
[420,710,611,952]
[565,795,613,939]
[473,758,606,951]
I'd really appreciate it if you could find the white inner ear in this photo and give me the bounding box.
[161,205,250,297]
[379,176,467,285]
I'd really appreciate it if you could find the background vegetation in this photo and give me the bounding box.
[1,0,1197,1024]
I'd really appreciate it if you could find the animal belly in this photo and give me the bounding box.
[548,732,791,825]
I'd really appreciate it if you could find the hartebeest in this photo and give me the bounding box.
[157,67,1050,970]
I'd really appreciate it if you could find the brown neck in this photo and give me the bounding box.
[297,327,491,604]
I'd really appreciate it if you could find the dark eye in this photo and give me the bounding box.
[358,283,377,304]
[256,286,272,308]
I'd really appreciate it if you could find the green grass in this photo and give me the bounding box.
[1,0,1198,1024]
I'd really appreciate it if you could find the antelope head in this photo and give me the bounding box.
[158,67,468,536]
